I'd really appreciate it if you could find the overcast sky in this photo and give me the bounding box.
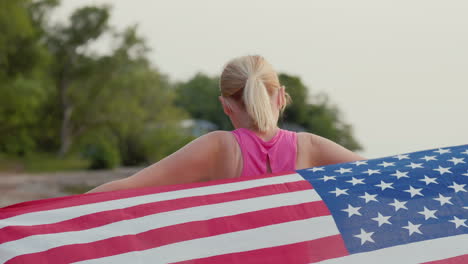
[54,0,468,158]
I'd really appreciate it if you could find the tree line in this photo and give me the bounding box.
[0,0,362,170]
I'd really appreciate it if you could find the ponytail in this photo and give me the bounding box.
[243,75,276,131]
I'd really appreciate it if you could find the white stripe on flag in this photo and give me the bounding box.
[318,234,468,264]
[0,173,304,227]
[76,215,339,264]
[0,188,320,263]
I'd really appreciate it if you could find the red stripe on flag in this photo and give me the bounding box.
[0,180,312,244]
[422,254,468,264]
[173,234,348,264]
[6,201,331,264]
[0,171,298,219]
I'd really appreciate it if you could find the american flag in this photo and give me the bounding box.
[0,145,467,263]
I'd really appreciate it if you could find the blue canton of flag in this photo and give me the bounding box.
[298,145,468,255]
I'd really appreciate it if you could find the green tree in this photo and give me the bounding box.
[279,74,309,125]
[175,73,232,130]
[43,5,188,165]
[72,27,188,165]
[0,0,53,155]
[46,5,111,155]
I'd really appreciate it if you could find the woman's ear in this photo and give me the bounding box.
[277,86,286,109]
[219,96,233,116]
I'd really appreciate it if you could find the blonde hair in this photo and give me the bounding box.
[220,55,291,132]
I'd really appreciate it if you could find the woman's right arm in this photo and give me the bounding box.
[86,131,228,193]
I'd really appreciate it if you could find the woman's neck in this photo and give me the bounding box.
[229,109,280,141]
[238,126,280,142]
[254,127,280,141]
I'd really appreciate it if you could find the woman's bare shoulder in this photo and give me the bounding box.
[296,132,365,166]
[205,130,234,139]
[296,132,314,141]
[296,132,320,148]
[201,130,237,147]
[203,130,242,179]
[189,130,233,145]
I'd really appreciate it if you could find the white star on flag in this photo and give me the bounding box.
[346,177,365,186]
[378,161,395,167]
[448,182,466,193]
[354,228,375,245]
[334,168,352,174]
[461,149,468,155]
[406,162,424,169]
[390,170,410,179]
[434,148,451,155]
[405,186,424,197]
[352,160,368,166]
[341,204,362,217]
[420,155,437,162]
[447,157,465,165]
[372,213,392,226]
[318,175,336,182]
[307,167,325,172]
[329,187,349,197]
[403,221,423,236]
[389,199,408,211]
[433,193,453,206]
[418,206,438,220]
[419,175,438,185]
[363,169,381,176]
[448,216,467,229]
[376,180,394,191]
[463,170,468,177]
[394,154,410,160]
[359,192,378,203]
[433,166,452,175]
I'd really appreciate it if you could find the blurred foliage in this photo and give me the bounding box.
[84,140,121,170]
[0,0,362,173]
[0,152,89,173]
[0,0,52,155]
[141,126,196,162]
[23,152,90,172]
[175,74,232,130]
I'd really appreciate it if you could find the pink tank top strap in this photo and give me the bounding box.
[231,128,297,177]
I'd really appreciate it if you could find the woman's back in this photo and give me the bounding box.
[217,129,315,180]
[218,130,362,180]
[231,128,297,177]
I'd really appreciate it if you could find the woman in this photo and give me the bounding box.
[87,55,364,193]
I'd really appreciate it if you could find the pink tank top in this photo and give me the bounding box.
[231,128,297,177]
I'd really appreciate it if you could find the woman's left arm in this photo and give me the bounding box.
[308,133,366,166]
[86,131,227,193]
